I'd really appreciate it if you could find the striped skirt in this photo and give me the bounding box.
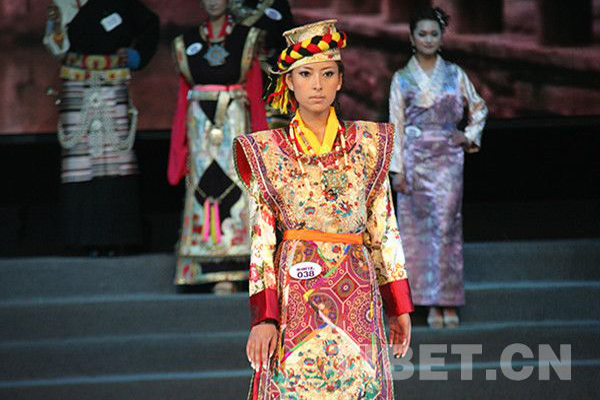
[57,78,143,249]
[58,79,138,183]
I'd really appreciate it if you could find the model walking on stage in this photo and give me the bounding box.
[234,20,413,399]
[168,0,268,287]
[44,0,159,255]
[389,7,488,328]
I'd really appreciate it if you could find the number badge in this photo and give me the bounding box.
[186,42,203,56]
[265,8,283,21]
[289,262,322,280]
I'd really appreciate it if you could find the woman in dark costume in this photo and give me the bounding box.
[44,0,160,255]
[168,0,268,288]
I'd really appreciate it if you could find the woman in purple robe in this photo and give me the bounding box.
[389,7,487,328]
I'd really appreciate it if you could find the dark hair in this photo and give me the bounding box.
[336,60,345,75]
[333,61,344,115]
[409,7,450,34]
[267,60,345,119]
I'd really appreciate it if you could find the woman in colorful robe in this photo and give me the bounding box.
[389,7,488,328]
[168,0,268,286]
[234,20,413,399]
[44,0,159,254]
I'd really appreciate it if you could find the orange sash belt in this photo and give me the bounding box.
[283,229,363,245]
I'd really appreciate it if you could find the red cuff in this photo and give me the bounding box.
[380,279,414,317]
[249,288,280,327]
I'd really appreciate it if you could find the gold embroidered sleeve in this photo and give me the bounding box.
[389,71,406,174]
[458,67,488,151]
[248,180,278,296]
[363,178,408,286]
[172,35,193,84]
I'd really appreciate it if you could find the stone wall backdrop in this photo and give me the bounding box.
[0,0,206,134]
[0,0,599,133]
[290,0,600,121]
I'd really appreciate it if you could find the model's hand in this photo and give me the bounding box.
[48,3,61,24]
[464,142,480,154]
[247,322,278,371]
[392,172,410,194]
[389,313,411,358]
[450,131,469,147]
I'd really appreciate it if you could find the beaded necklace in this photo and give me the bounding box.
[201,14,233,67]
[288,115,349,197]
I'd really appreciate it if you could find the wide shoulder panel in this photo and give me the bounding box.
[348,121,395,205]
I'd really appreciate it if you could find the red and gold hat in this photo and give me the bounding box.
[268,19,347,113]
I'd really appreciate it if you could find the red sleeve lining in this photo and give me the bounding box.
[235,139,253,187]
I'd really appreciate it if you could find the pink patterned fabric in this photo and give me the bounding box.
[234,121,413,399]
[389,56,488,306]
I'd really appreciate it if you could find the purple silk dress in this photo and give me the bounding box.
[389,56,488,306]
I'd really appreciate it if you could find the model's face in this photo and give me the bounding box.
[285,61,343,115]
[411,19,442,56]
[201,0,227,19]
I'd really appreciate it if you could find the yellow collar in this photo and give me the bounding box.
[294,107,339,156]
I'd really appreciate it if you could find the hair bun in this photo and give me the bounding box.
[433,7,450,29]
[409,6,451,34]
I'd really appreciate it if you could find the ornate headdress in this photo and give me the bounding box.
[267,19,347,114]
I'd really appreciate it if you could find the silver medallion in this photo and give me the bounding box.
[208,127,224,146]
[204,44,229,67]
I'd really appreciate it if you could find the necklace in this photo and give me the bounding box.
[194,181,237,245]
[195,181,237,203]
[288,118,349,198]
[202,14,233,67]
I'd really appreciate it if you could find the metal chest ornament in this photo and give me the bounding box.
[204,44,230,67]
[288,119,350,198]
[208,126,224,146]
[201,15,234,67]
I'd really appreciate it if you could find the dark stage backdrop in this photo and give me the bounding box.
[1,0,600,135]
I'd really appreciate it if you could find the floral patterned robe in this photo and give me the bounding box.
[169,22,267,284]
[234,121,413,399]
[389,56,488,306]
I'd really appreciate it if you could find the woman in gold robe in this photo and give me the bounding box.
[234,20,413,399]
